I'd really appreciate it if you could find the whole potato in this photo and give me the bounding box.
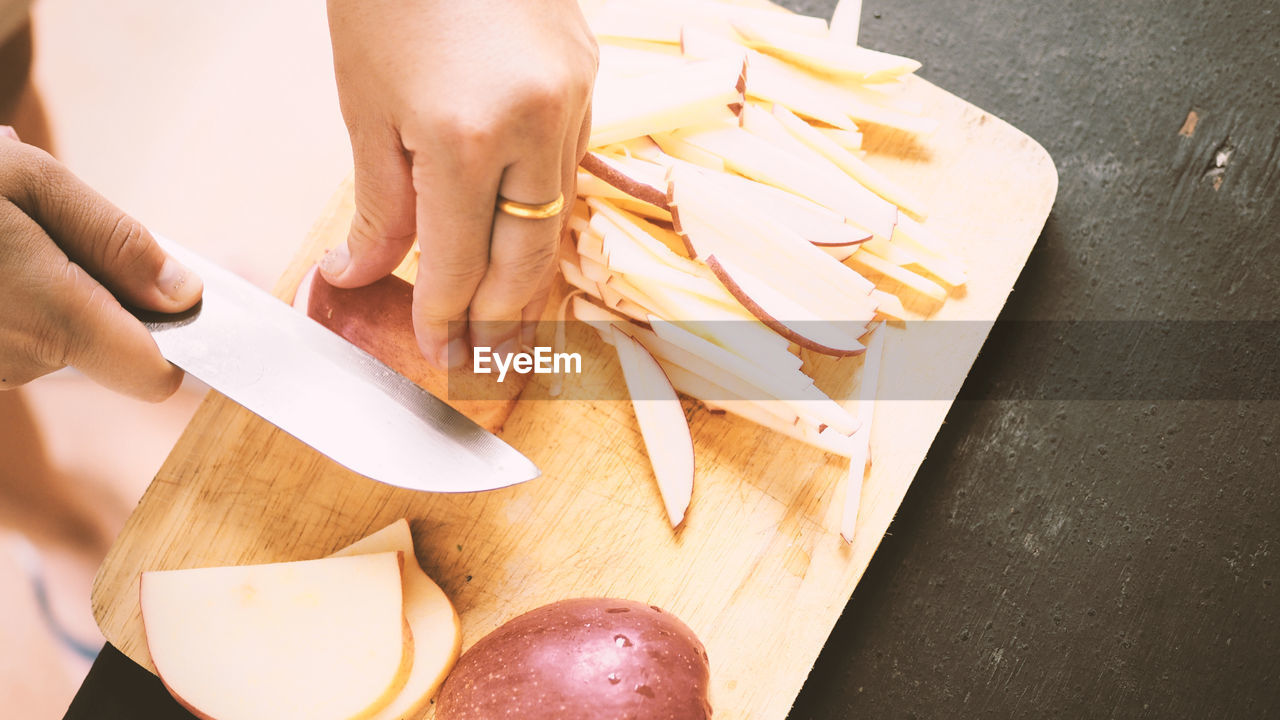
[437,598,711,719]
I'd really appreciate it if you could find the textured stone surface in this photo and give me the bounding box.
[789,0,1279,717]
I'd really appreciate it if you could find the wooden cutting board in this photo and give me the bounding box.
[92,76,1055,719]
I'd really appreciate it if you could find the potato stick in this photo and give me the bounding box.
[673,123,898,240]
[647,317,814,397]
[733,18,920,82]
[700,391,858,458]
[590,58,743,147]
[589,199,703,273]
[651,130,734,172]
[549,289,585,397]
[828,0,863,46]
[577,170,632,201]
[561,259,607,302]
[567,207,593,235]
[669,162,879,304]
[817,126,864,151]
[740,50,860,131]
[869,289,910,321]
[577,227,606,264]
[893,214,963,262]
[579,253,611,284]
[771,104,929,219]
[846,248,947,302]
[863,236,967,288]
[841,321,885,542]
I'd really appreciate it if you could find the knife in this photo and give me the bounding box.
[135,234,540,493]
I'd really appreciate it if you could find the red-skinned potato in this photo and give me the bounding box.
[293,266,523,433]
[437,598,712,719]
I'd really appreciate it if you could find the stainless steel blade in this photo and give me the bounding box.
[138,235,540,492]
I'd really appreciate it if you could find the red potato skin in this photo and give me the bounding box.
[293,266,523,433]
[704,255,865,358]
[580,153,671,210]
[437,598,712,720]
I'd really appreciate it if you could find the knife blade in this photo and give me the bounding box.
[136,234,540,492]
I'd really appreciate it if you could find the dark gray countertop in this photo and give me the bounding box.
[66,1,1278,718]
[788,0,1279,717]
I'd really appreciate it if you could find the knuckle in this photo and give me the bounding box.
[0,325,60,389]
[4,144,59,202]
[429,255,489,286]
[24,309,73,374]
[349,203,415,248]
[41,264,110,367]
[491,242,558,287]
[434,108,502,151]
[98,213,151,272]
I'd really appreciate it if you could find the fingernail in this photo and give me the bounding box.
[436,337,468,371]
[0,125,18,142]
[156,257,195,302]
[319,242,351,278]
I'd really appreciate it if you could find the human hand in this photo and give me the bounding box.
[324,0,597,369]
[0,128,203,400]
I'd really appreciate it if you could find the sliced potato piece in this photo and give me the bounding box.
[842,322,886,542]
[733,16,921,81]
[669,123,898,240]
[828,0,863,45]
[707,254,866,358]
[590,58,743,148]
[330,521,462,720]
[141,553,411,720]
[580,152,670,209]
[770,104,929,219]
[846,248,948,302]
[668,163,879,315]
[611,325,695,527]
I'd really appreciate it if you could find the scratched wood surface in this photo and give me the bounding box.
[91,75,1055,719]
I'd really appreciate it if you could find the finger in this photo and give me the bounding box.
[1,125,18,141]
[1,213,182,401]
[411,138,500,370]
[519,254,561,348]
[469,139,565,358]
[0,142,201,314]
[321,121,418,288]
[518,104,590,348]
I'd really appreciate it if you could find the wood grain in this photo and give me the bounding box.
[91,76,1056,719]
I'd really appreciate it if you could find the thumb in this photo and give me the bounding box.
[321,125,417,288]
[5,145,202,313]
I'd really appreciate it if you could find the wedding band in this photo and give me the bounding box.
[496,192,565,220]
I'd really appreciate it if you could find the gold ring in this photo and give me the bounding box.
[496,192,565,220]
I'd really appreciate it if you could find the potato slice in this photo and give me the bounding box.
[828,0,863,45]
[732,16,921,81]
[589,58,743,147]
[611,325,695,527]
[667,163,879,321]
[769,104,929,220]
[707,253,866,359]
[668,124,899,240]
[329,521,462,720]
[141,553,411,720]
[842,323,886,542]
[580,152,670,209]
